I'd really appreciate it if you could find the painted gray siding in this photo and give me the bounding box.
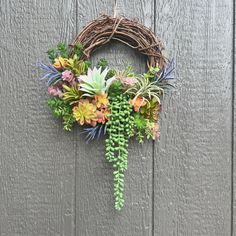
[0,0,234,235]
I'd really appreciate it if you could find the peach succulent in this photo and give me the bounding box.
[73,99,97,126]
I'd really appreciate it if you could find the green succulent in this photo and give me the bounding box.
[114,64,135,79]
[62,83,81,105]
[108,80,124,98]
[133,113,147,129]
[105,95,134,210]
[126,76,163,104]
[65,55,90,76]
[139,98,161,122]
[72,43,84,59]
[133,113,148,143]
[143,66,160,80]
[79,67,115,97]
[47,97,76,131]
[97,58,108,70]
[47,42,68,62]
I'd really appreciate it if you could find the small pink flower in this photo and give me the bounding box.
[48,86,63,97]
[62,70,74,82]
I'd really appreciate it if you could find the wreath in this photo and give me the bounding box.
[39,15,174,210]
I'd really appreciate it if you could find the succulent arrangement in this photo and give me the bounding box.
[39,42,174,210]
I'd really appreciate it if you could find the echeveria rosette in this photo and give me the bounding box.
[73,99,98,126]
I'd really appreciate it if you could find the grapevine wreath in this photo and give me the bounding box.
[39,15,174,210]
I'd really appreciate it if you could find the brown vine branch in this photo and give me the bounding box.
[70,15,167,69]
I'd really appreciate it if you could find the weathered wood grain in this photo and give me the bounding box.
[0,0,234,235]
[233,1,236,235]
[154,1,233,235]
[75,0,154,235]
[0,0,76,235]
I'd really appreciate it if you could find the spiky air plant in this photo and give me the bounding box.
[79,67,115,97]
[126,76,164,104]
[114,64,135,79]
[156,59,175,91]
[81,124,106,143]
[39,62,62,86]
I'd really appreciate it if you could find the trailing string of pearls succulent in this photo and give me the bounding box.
[105,94,134,209]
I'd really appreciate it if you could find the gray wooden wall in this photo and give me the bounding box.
[0,0,235,235]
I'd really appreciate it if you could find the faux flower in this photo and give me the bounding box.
[73,99,97,126]
[129,96,147,112]
[53,57,66,69]
[62,70,74,82]
[48,86,63,97]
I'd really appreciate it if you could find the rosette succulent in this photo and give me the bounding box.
[73,99,97,126]
[79,67,115,96]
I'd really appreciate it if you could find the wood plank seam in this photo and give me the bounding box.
[152,2,157,236]
[75,2,78,236]
[232,0,235,235]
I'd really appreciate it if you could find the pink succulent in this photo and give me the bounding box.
[62,70,74,82]
[48,86,63,97]
[96,111,106,124]
[120,77,138,88]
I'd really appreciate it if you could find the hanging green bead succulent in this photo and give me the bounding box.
[105,94,134,210]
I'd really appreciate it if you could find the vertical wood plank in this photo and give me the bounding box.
[154,0,233,235]
[75,0,154,235]
[233,0,236,235]
[0,1,76,235]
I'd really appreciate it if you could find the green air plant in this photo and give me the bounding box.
[114,64,135,79]
[126,76,164,104]
[143,66,160,80]
[105,94,134,210]
[62,83,81,105]
[47,97,76,131]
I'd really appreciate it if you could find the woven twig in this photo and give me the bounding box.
[70,15,167,69]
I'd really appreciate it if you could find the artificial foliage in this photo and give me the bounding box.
[105,94,134,209]
[38,15,174,210]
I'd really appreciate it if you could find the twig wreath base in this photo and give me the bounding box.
[70,15,167,69]
[39,15,174,210]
